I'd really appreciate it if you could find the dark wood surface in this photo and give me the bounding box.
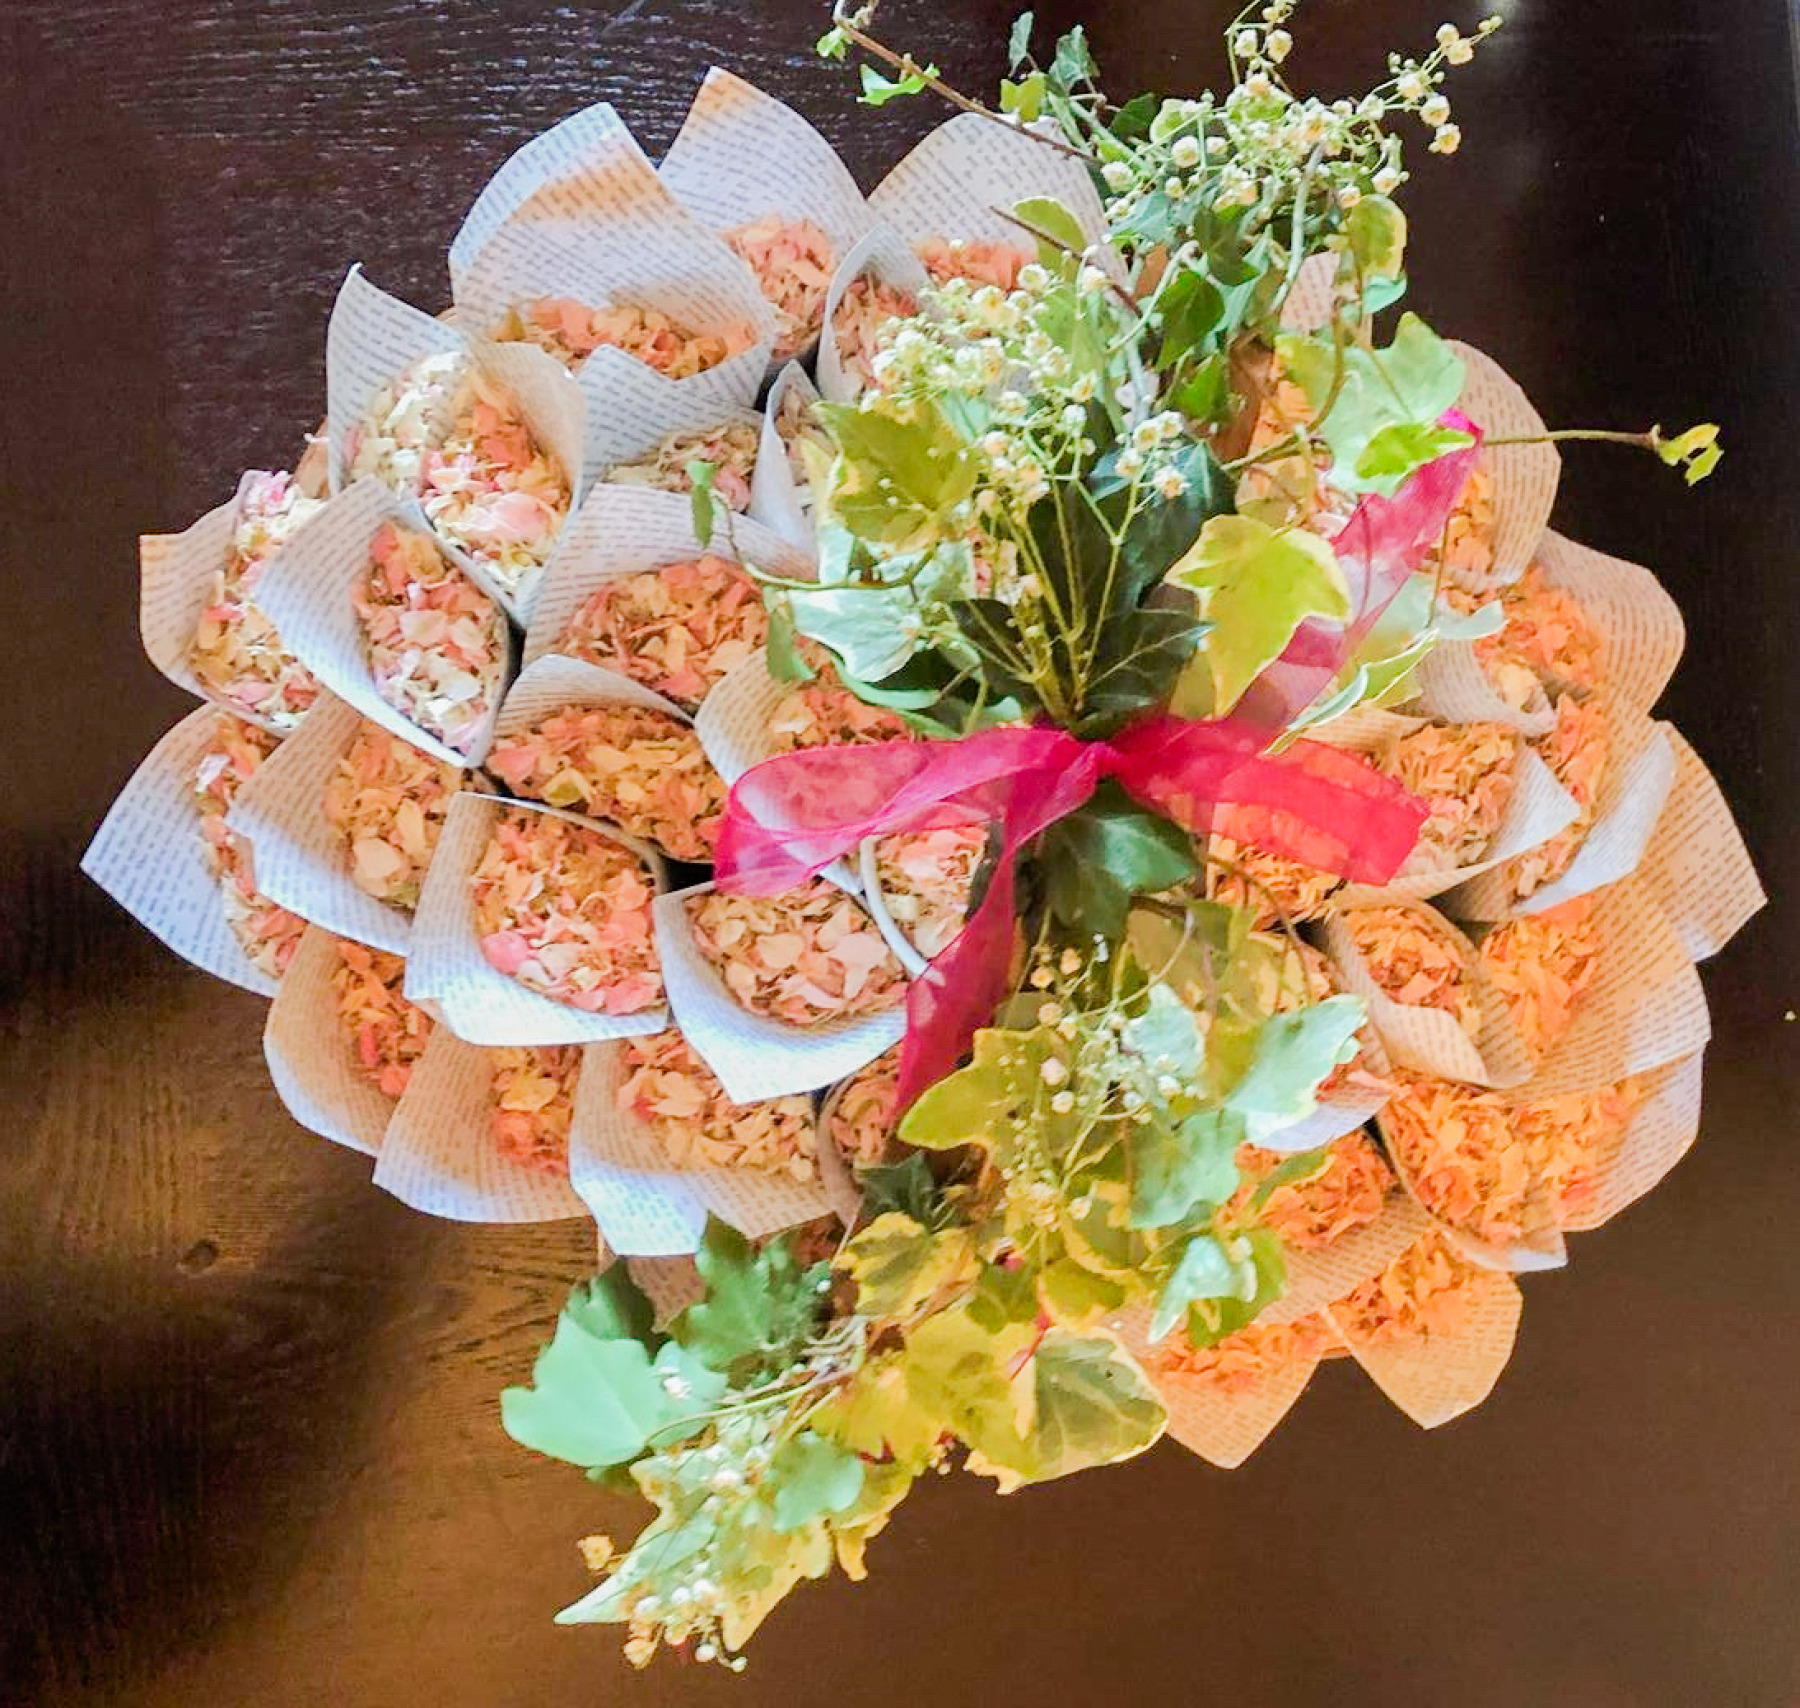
[4,3,1797,1703]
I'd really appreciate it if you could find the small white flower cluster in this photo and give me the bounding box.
[1099,5,1502,235]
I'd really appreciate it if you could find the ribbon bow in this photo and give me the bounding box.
[714,715,1426,1108]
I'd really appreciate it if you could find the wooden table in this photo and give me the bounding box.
[4,2,1796,1702]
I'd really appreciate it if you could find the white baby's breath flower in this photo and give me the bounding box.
[1116,448,1146,479]
[1078,264,1110,295]
[1153,467,1188,501]
[1430,123,1462,154]
[1171,136,1202,168]
[1265,27,1292,61]
[1337,183,1363,209]
[1373,164,1403,194]
[1102,160,1133,191]
[1017,262,1049,292]
[1421,93,1451,127]
[1245,72,1274,98]
[1396,68,1428,102]
[1234,27,1260,57]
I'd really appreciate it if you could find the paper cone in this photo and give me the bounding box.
[1635,726,1765,961]
[1561,1050,1704,1234]
[1324,713,1580,910]
[569,1041,830,1256]
[1326,1252,1523,1428]
[1112,1304,1330,1469]
[374,1028,589,1222]
[1497,876,1710,1100]
[254,477,515,768]
[748,362,821,550]
[1532,529,1684,717]
[81,706,284,998]
[139,484,251,713]
[869,110,1109,258]
[659,68,873,263]
[1449,713,1677,920]
[522,484,812,678]
[1322,900,1533,1089]
[263,924,406,1157]
[1414,639,1557,736]
[324,268,587,621]
[1449,340,1559,587]
[653,882,905,1103]
[1263,1195,1438,1326]
[494,652,693,737]
[815,226,930,405]
[226,692,437,957]
[406,792,669,1047]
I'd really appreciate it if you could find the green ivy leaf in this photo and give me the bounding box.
[1110,91,1158,143]
[1183,1229,1286,1349]
[899,1026,1080,1168]
[815,25,849,59]
[1012,194,1088,269]
[967,1328,1165,1490]
[999,72,1047,123]
[1149,1233,1241,1341]
[1280,313,1467,496]
[1121,981,1206,1090]
[1653,422,1723,485]
[563,1264,657,1349]
[820,400,977,551]
[1224,995,1367,1144]
[859,61,938,106]
[838,1213,979,1319]
[1008,9,1036,69]
[1039,1257,1128,1326]
[858,1152,944,1225]
[1355,421,1476,494]
[501,1330,725,1472]
[1127,1105,1243,1230]
[769,1430,867,1533]
[1167,514,1351,714]
[1049,24,1097,88]
[812,1352,946,1468]
[1343,193,1407,282]
[671,1218,827,1381]
[1038,783,1199,939]
[966,1259,1043,1332]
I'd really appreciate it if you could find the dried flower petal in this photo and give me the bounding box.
[1475,564,1605,695]
[354,522,506,755]
[501,297,747,379]
[332,938,434,1098]
[825,1046,901,1168]
[686,880,907,1026]
[609,420,759,510]
[559,555,767,712]
[1152,1313,1341,1392]
[487,702,726,861]
[1376,721,1519,873]
[322,719,466,909]
[774,383,832,505]
[189,470,325,731]
[490,1044,582,1174]
[1342,905,1480,1040]
[1477,896,1601,1058]
[767,665,912,754]
[832,274,920,394]
[618,1032,816,1179]
[725,216,837,361]
[1203,834,1342,924]
[347,351,571,604]
[1417,462,1497,593]
[471,809,662,1014]
[1230,1133,1395,1249]
[192,712,307,978]
[917,236,1035,291]
[1337,1229,1477,1346]
[1509,694,1609,899]
[872,826,984,959]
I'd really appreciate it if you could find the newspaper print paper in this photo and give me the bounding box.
[571,1041,830,1256]
[815,226,931,405]
[749,362,821,550]
[226,691,420,957]
[81,705,281,998]
[523,484,814,670]
[375,1027,589,1222]
[263,924,399,1157]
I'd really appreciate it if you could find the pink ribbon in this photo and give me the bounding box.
[714,716,1426,1108]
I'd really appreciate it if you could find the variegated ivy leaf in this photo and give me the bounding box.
[837,1212,978,1320]
[1167,513,1351,714]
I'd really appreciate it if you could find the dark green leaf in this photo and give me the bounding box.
[1038,783,1198,938]
[858,1153,943,1225]
[563,1264,658,1349]
[670,1217,827,1380]
[1110,92,1158,143]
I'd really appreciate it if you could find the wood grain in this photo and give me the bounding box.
[2,3,1797,1704]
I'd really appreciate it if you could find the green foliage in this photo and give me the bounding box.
[1166,513,1351,714]
[859,60,938,105]
[1653,422,1723,484]
[818,400,977,551]
[671,1219,829,1383]
[1007,10,1035,70]
[838,1213,978,1318]
[1038,784,1199,938]
[1224,994,1366,1143]
[1279,313,1470,495]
